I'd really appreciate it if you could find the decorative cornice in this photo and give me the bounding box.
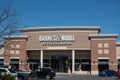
[116,42,120,46]
[19,26,100,33]
[3,35,28,40]
[89,34,118,39]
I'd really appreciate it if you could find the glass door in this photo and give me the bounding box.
[51,54,68,73]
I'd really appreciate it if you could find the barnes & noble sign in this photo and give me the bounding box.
[39,35,75,46]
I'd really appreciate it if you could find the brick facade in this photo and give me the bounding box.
[2,26,119,74]
[89,34,118,74]
[4,36,28,70]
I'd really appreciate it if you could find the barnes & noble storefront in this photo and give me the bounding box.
[26,34,92,73]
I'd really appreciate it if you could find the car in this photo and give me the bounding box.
[0,65,12,69]
[116,69,120,78]
[15,69,31,80]
[28,67,56,80]
[0,67,18,80]
[98,70,116,77]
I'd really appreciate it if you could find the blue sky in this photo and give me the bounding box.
[1,0,120,40]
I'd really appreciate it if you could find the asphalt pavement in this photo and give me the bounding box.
[55,75,119,80]
[36,74,120,80]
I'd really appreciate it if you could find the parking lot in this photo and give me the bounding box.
[51,75,120,80]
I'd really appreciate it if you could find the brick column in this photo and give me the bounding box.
[109,59,118,71]
[91,59,98,75]
[90,40,99,75]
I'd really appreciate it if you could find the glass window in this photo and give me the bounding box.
[104,49,109,54]
[10,50,14,54]
[75,59,80,71]
[81,59,91,71]
[0,48,4,54]
[98,49,103,54]
[8,69,16,73]
[0,69,7,72]
[16,50,20,54]
[98,43,103,48]
[104,43,109,48]
[16,44,20,49]
[11,44,14,49]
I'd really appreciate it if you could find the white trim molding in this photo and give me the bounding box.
[19,26,100,33]
[47,47,67,50]
[89,34,118,40]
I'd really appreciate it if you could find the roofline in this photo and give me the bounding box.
[89,34,118,39]
[116,42,120,46]
[3,35,28,39]
[19,26,100,33]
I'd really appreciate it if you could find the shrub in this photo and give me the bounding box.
[0,74,15,80]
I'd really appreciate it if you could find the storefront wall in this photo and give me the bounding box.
[22,31,98,50]
[23,29,97,74]
[91,39,118,75]
[3,27,119,75]
[27,50,91,74]
[4,40,28,71]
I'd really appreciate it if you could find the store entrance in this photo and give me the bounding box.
[98,59,109,72]
[51,54,68,73]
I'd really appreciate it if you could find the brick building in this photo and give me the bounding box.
[1,26,120,74]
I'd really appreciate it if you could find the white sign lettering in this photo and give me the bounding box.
[39,35,75,41]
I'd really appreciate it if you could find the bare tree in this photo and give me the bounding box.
[0,4,20,47]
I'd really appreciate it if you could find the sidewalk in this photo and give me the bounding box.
[56,72,77,76]
[56,72,93,76]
